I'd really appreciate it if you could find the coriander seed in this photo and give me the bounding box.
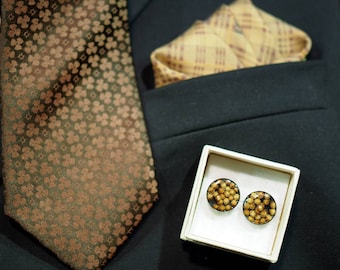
[207,178,240,212]
[243,191,276,224]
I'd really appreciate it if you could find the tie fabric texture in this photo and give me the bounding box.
[151,0,312,88]
[1,1,158,269]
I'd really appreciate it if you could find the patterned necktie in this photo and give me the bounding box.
[1,1,158,269]
[151,0,312,88]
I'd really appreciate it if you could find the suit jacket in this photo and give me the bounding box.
[1,0,340,269]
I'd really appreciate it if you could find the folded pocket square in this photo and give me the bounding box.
[150,0,312,88]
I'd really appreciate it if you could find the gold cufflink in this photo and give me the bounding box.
[206,178,240,212]
[243,191,276,225]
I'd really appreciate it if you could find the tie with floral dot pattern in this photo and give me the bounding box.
[1,0,158,269]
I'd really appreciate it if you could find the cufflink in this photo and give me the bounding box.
[243,191,276,224]
[207,178,240,212]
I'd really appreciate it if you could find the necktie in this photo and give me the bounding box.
[151,0,312,88]
[1,1,158,269]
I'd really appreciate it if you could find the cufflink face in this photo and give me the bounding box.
[207,178,240,212]
[243,191,276,225]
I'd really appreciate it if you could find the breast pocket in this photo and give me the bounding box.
[141,60,327,142]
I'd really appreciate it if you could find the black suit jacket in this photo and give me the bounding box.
[1,0,340,269]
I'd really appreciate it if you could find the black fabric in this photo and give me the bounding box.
[1,0,340,269]
[143,60,327,141]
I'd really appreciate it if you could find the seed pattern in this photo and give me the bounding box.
[243,191,276,225]
[207,178,240,212]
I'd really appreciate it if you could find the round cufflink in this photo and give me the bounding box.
[243,191,276,224]
[207,178,240,212]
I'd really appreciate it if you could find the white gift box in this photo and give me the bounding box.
[180,145,300,263]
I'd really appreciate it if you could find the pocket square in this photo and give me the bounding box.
[150,0,312,88]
